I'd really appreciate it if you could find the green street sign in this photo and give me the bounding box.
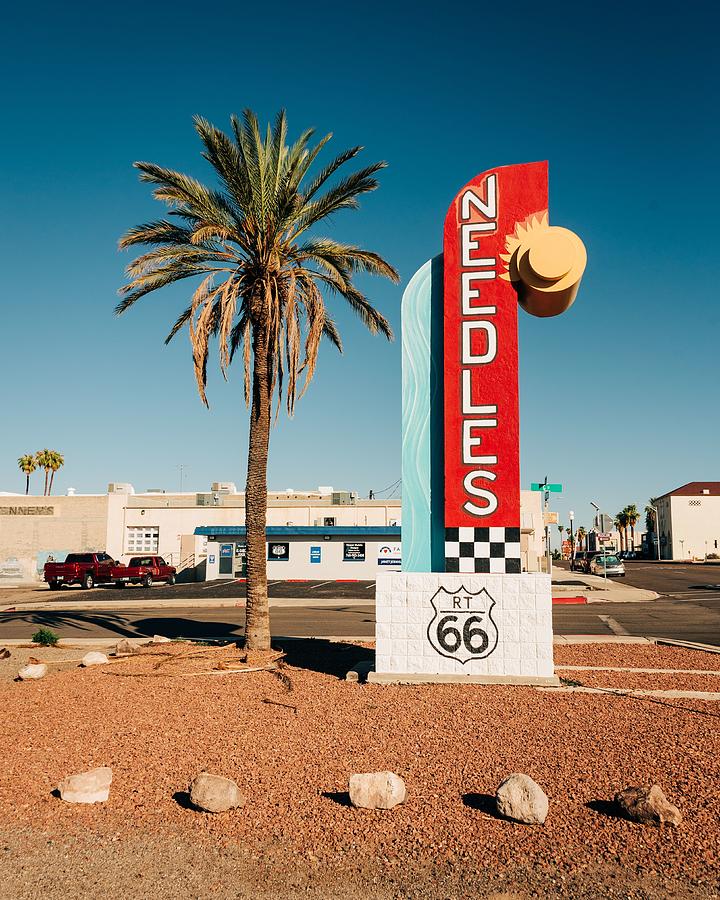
[531,483,563,492]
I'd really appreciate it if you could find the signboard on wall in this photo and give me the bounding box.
[377,544,401,566]
[343,542,366,562]
[267,542,290,561]
[310,546,322,564]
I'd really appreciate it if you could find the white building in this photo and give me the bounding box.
[0,482,549,582]
[654,482,720,560]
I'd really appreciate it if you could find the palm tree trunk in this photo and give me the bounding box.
[244,324,272,651]
[25,474,29,495]
[43,469,49,496]
[49,470,55,495]
[630,524,635,552]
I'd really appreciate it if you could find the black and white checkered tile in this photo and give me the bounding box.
[444,527,521,574]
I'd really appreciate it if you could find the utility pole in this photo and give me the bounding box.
[542,475,551,576]
[177,464,189,493]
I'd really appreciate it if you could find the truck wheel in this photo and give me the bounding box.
[115,581,126,589]
[142,574,153,589]
[48,581,61,590]
[166,574,176,586]
[81,573,94,590]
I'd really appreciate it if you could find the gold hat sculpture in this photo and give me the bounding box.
[500,213,586,318]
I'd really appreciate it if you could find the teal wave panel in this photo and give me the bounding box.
[401,255,444,572]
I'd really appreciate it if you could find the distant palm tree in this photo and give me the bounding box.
[17,454,37,495]
[118,110,398,650]
[614,512,626,553]
[624,504,640,552]
[577,526,586,551]
[35,449,51,496]
[47,451,65,495]
[645,497,659,533]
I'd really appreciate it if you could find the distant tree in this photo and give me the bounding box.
[47,451,65,495]
[117,109,397,650]
[614,512,626,553]
[35,449,51,496]
[645,497,659,533]
[624,504,640,552]
[18,454,37,495]
[577,526,586,551]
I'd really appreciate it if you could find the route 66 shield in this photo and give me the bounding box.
[426,585,499,664]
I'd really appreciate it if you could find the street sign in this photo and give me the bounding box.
[599,532,611,541]
[531,482,563,492]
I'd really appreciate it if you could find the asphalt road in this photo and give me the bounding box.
[2,562,720,646]
[2,596,720,646]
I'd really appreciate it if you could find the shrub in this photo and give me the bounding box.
[32,628,59,647]
[707,553,719,560]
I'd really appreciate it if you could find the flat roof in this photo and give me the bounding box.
[195,526,401,537]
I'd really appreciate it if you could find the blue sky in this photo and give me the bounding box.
[1,0,718,533]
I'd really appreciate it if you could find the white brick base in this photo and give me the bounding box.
[372,572,556,684]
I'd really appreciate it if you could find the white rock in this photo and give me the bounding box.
[349,771,406,810]
[189,772,245,813]
[495,773,549,825]
[81,651,109,667]
[152,635,172,643]
[114,639,141,655]
[58,767,112,804]
[17,663,48,681]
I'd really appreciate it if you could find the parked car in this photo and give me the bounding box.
[571,551,589,572]
[44,552,117,590]
[111,555,176,588]
[590,553,626,577]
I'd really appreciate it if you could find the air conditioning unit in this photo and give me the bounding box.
[314,517,337,527]
[211,482,236,494]
[107,483,135,494]
[145,488,166,494]
[196,493,214,506]
[332,491,355,506]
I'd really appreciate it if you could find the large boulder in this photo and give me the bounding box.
[495,773,549,825]
[58,767,112,804]
[349,772,406,810]
[189,773,245,813]
[17,663,47,681]
[615,784,682,826]
[81,651,109,667]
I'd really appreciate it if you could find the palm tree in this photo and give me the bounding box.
[35,449,51,496]
[577,526,586,551]
[18,454,37,495]
[614,512,626,553]
[645,497,659,533]
[47,450,65,495]
[624,504,640,552]
[117,110,398,651]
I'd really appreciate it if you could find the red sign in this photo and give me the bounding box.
[443,162,548,529]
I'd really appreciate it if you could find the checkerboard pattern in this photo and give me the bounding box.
[444,526,521,574]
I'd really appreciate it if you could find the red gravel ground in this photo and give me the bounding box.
[1,640,719,899]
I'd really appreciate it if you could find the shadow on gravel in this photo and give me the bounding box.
[172,791,195,810]
[586,799,627,821]
[322,791,352,807]
[274,638,372,679]
[461,793,504,819]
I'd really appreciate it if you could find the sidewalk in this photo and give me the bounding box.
[551,570,658,603]
[0,570,657,612]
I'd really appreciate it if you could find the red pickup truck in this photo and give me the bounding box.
[44,552,117,590]
[111,555,176,588]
